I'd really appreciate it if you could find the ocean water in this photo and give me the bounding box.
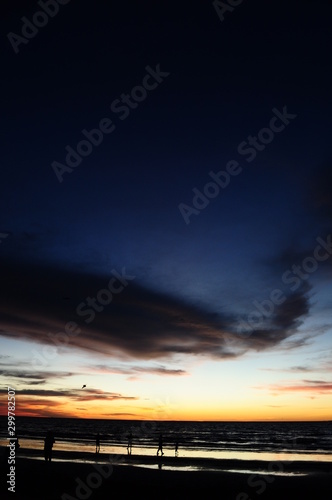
[1,417,331,463]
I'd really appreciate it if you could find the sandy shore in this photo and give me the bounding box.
[1,447,331,499]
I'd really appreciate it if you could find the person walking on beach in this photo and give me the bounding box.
[157,432,164,456]
[44,430,55,462]
[96,433,100,453]
[175,438,179,457]
[127,431,133,455]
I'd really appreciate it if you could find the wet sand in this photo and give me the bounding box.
[1,447,331,499]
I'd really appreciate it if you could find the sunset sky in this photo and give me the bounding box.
[0,0,331,421]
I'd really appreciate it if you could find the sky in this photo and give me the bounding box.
[0,0,331,421]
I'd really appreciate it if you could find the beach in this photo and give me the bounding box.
[1,447,331,500]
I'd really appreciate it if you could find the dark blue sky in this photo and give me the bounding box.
[1,0,331,369]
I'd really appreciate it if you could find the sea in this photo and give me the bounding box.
[1,417,332,465]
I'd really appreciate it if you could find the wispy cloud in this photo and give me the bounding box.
[257,380,332,396]
[0,370,74,382]
[262,365,313,373]
[261,353,332,374]
[0,387,138,401]
[86,363,189,377]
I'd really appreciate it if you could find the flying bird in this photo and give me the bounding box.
[82,385,86,389]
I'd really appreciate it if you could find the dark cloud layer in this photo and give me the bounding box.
[0,257,313,362]
[0,387,137,402]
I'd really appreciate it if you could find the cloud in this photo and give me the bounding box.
[271,242,332,277]
[0,394,65,418]
[0,387,138,402]
[0,370,74,381]
[86,363,189,377]
[261,351,332,374]
[238,284,312,351]
[0,386,139,416]
[75,388,138,402]
[258,380,332,396]
[303,379,328,385]
[262,365,313,373]
[0,258,313,363]
[288,365,313,372]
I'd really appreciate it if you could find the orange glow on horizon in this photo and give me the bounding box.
[1,397,331,422]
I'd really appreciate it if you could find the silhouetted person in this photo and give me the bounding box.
[127,431,133,455]
[157,433,164,456]
[96,433,100,453]
[44,431,55,462]
[175,439,179,457]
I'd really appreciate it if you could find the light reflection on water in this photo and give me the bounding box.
[6,453,310,476]
[2,438,332,463]
[132,464,308,476]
